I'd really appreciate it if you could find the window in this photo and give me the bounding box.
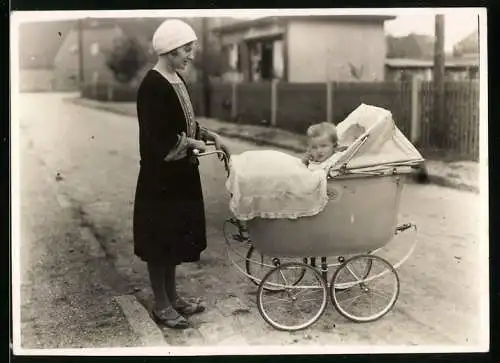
[221,44,238,72]
[90,42,100,56]
[272,40,284,79]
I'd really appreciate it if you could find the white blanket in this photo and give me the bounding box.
[225,150,329,221]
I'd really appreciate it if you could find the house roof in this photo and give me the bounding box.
[18,20,75,69]
[453,29,479,56]
[386,33,435,59]
[212,15,396,34]
[385,57,479,68]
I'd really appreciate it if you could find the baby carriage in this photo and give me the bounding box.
[194,104,424,332]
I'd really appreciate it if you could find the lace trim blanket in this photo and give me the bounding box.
[225,150,329,221]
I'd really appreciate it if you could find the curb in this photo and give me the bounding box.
[66,97,136,118]
[113,295,167,347]
[68,97,478,193]
[77,220,166,347]
[49,165,166,347]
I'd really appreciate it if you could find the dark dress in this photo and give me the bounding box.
[133,70,207,265]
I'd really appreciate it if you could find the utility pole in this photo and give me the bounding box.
[201,17,211,117]
[325,48,332,123]
[77,18,84,90]
[433,14,445,148]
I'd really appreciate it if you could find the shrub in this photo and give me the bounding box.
[105,36,147,83]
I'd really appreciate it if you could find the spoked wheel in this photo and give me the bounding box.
[333,255,373,291]
[330,255,400,323]
[245,245,308,292]
[257,262,328,331]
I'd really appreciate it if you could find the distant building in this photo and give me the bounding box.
[386,33,435,60]
[385,30,480,82]
[52,17,239,90]
[18,20,74,92]
[385,58,479,82]
[453,29,479,58]
[53,18,165,91]
[212,15,395,83]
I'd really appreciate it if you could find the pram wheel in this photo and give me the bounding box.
[245,245,308,292]
[330,255,400,323]
[257,262,328,331]
[333,256,373,291]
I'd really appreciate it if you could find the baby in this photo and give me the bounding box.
[234,122,347,243]
[231,122,364,242]
[303,122,348,171]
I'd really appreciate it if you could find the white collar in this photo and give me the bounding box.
[153,66,182,84]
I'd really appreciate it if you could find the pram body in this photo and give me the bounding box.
[247,172,404,258]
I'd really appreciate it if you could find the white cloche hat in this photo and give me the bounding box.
[152,19,198,56]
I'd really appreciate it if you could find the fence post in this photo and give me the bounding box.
[92,71,98,100]
[326,81,332,122]
[410,76,421,143]
[231,81,238,120]
[271,79,278,127]
[107,84,114,102]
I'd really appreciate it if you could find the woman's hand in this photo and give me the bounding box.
[198,127,231,160]
[188,137,207,153]
[213,134,231,160]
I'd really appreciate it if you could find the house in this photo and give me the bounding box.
[453,29,479,58]
[385,57,479,82]
[53,18,167,91]
[212,15,396,83]
[186,17,244,81]
[18,20,74,92]
[53,17,240,90]
[386,33,435,60]
[385,29,480,82]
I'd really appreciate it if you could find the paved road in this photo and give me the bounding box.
[16,93,487,348]
[17,104,141,349]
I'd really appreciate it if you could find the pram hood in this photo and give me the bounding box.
[331,104,424,172]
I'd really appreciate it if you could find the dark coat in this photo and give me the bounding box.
[133,70,207,265]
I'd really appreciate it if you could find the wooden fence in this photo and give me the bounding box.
[189,80,479,161]
[81,78,480,161]
[419,81,480,160]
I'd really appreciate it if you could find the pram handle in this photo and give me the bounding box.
[192,141,230,176]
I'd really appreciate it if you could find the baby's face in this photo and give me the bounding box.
[307,134,336,163]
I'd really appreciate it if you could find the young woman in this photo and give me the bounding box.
[133,19,230,329]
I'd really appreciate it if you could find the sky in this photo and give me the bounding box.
[384,12,480,52]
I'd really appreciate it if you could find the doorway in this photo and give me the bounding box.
[260,41,273,80]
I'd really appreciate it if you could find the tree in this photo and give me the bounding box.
[105,36,147,83]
